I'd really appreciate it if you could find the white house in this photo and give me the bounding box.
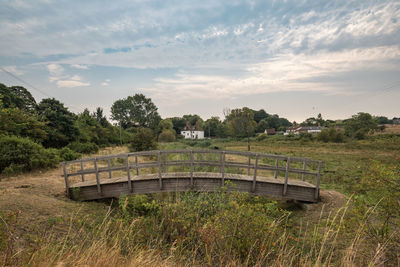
[181,130,204,139]
[181,121,205,139]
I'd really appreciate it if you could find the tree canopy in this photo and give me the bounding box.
[111,93,161,130]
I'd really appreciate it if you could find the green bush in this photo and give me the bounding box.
[129,128,157,152]
[158,129,176,142]
[317,128,344,143]
[67,142,99,154]
[256,133,267,141]
[0,135,60,175]
[58,147,80,161]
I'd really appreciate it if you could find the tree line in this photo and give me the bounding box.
[1,83,397,175]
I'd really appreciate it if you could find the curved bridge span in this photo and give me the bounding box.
[62,150,323,202]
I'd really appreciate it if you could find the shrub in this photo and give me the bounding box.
[129,128,157,152]
[299,132,313,141]
[317,128,344,143]
[0,135,60,175]
[158,129,176,143]
[67,142,99,154]
[58,147,80,161]
[256,133,267,141]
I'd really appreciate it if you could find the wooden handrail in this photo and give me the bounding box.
[62,149,323,199]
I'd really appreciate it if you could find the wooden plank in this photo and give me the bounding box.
[126,156,132,192]
[315,162,321,199]
[274,159,279,179]
[252,154,258,192]
[94,159,101,194]
[283,157,290,196]
[62,162,70,198]
[221,152,225,186]
[80,161,85,182]
[158,151,162,190]
[190,150,194,187]
[107,159,112,179]
[301,161,306,181]
[135,155,139,176]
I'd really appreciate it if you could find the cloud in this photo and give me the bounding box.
[56,80,90,88]
[101,79,111,86]
[3,65,24,75]
[47,63,64,76]
[71,64,89,69]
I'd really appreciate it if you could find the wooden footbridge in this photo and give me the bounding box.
[62,150,323,202]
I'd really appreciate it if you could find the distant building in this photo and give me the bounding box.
[181,121,204,139]
[393,118,400,125]
[264,128,276,135]
[284,125,323,135]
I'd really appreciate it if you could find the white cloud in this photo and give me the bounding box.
[101,79,111,86]
[47,63,64,76]
[3,65,24,75]
[71,64,89,69]
[56,80,90,88]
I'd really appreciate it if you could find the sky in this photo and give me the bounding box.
[0,0,399,122]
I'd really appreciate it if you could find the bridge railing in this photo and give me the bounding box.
[62,150,323,199]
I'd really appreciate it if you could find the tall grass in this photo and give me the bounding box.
[8,189,395,267]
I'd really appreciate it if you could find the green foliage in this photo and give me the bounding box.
[111,93,161,130]
[0,83,37,112]
[0,135,59,175]
[128,127,157,152]
[159,118,173,130]
[317,128,344,143]
[204,117,223,137]
[256,133,268,141]
[67,142,99,154]
[58,147,80,161]
[119,194,161,217]
[0,107,47,143]
[345,112,378,140]
[158,129,176,142]
[226,107,256,138]
[37,98,79,148]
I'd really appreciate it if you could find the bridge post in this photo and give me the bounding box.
[126,155,132,192]
[315,161,322,200]
[252,154,258,192]
[301,161,306,181]
[158,151,162,190]
[247,154,251,176]
[283,157,291,196]
[62,162,70,198]
[274,159,279,178]
[94,158,101,194]
[107,159,112,179]
[80,161,85,182]
[135,155,139,176]
[190,150,194,187]
[221,152,225,186]
[163,153,167,173]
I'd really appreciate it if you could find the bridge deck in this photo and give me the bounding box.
[69,172,318,202]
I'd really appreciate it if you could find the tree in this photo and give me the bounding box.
[182,114,204,129]
[204,117,222,137]
[226,107,256,151]
[344,112,378,139]
[129,128,157,152]
[254,109,269,123]
[36,98,79,148]
[171,117,187,134]
[111,94,161,130]
[256,119,269,133]
[159,118,174,130]
[0,83,37,112]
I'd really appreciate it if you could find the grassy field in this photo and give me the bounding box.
[0,135,399,266]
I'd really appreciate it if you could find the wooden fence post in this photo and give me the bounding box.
[63,162,70,198]
[301,161,306,181]
[80,161,85,182]
[158,151,162,190]
[190,150,194,187]
[315,162,321,200]
[135,155,139,176]
[247,154,251,176]
[163,153,167,173]
[252,154,258,192]
[94,159,101,194]
[126,156,132,192]
[274,159,279,179]
[221,152,225,186]
[107,159,112,179]
[283,157,290,196]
